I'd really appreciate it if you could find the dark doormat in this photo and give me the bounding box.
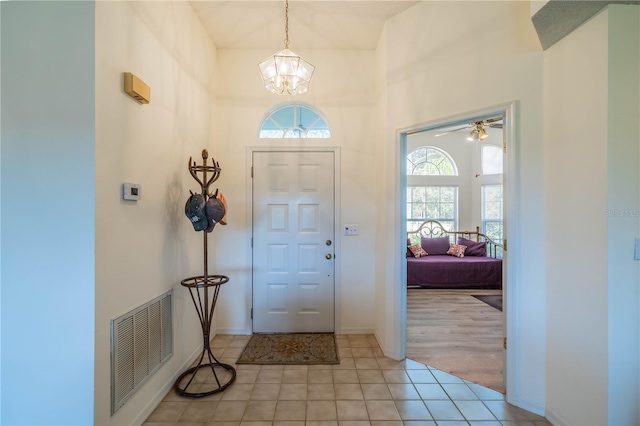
[236,333,340,365]
[472,295,503,311]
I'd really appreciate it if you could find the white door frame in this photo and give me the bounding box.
[395,101,518,403]
[246,146,342,334]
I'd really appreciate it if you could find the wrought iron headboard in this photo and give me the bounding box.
[407,220,505,258]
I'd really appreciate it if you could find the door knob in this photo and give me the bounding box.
[326,253,333,260]
[326,240,332,246]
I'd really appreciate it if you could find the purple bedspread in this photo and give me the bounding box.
[407,255,502,289]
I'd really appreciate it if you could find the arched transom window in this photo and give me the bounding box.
[406,146,458,176]
[259,103,331,138]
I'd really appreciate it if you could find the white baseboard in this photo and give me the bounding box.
[212,327,374,336]
[131,343,203,426]
[544,407,568,426]
[512,394,546,418]
[214,327,251,335]
[379,343,403,361]
[369,332,403,361]
[338,327,374,335]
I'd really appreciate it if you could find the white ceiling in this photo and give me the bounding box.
[189,1,420,50]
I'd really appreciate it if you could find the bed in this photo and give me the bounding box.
[406,220,504,289]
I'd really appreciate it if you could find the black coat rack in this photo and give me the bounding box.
[174,149,236,397]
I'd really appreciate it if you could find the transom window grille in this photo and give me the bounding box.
[407,146,458,176]
[259,104,331,138]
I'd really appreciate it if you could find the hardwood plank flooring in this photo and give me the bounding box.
[406,288,505,393]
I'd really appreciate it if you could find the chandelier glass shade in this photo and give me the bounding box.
[259,0,314,95]
[259,48,315,95]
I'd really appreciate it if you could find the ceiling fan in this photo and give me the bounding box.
[435,117,503,141]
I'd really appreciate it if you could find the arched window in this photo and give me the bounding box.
[258,103,331,138]
[406,146,458,232]
[406,146,458,176]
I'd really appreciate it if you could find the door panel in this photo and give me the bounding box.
[252,151,335,333]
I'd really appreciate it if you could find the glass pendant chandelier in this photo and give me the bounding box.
[258,0,315,95]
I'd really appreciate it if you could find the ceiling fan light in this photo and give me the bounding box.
[467,129,479,141]
[479,128,489,140]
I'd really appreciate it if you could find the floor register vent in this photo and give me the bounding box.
[111,290,173,415]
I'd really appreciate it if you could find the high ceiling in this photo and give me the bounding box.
[189,1,420,50]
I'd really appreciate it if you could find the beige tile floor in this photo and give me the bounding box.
[144,334,551,426]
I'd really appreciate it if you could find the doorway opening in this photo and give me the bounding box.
[398,103,516,396]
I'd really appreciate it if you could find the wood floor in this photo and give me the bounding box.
[406,288,505,394]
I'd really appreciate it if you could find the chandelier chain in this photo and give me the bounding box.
[284,0,290,48]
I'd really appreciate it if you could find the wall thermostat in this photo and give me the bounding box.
[123,183,141,201]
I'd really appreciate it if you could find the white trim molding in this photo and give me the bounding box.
[393,101,520,403]
[246,146,342,334]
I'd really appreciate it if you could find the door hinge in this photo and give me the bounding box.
[503,239,507,251]
[251,308,253,319]
[251,237,253,248]
[503,337,507,350]
[251,166,253,178]
[503,141,507,154]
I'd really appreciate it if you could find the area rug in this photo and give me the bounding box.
[472,295,503,311]
[236,333,340,365]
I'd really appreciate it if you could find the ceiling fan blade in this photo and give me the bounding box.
[434,125,470,137]
[488,123,503,129]
[484,116,503,124]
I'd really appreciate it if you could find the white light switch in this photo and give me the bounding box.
[344,225,358,236]
[123,183,141,201]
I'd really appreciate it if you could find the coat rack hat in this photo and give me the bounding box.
[185,193,207,231]
[205,197,225,233]
[216,191,229,225]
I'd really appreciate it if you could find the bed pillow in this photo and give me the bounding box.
[408,245,428,258]
[458,237,487,257]
[421,236,450,255]
[447,243,467,258]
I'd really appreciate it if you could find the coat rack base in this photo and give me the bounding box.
[174,354,236,397]
[174,274,236,397]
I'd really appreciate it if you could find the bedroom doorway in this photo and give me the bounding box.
[400,103,515,395]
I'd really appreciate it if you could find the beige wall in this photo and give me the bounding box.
[606,7,640,424]
[380,0,546,413]
[94,2,218,424]
[544,5,640,424]
[543,9,609,424]
[374,24,391,354]
[212,48,381,335]
[530,1,548,17]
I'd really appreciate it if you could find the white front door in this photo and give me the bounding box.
[252,151,335,333]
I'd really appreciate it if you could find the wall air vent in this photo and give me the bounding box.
[111,290,173,415]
